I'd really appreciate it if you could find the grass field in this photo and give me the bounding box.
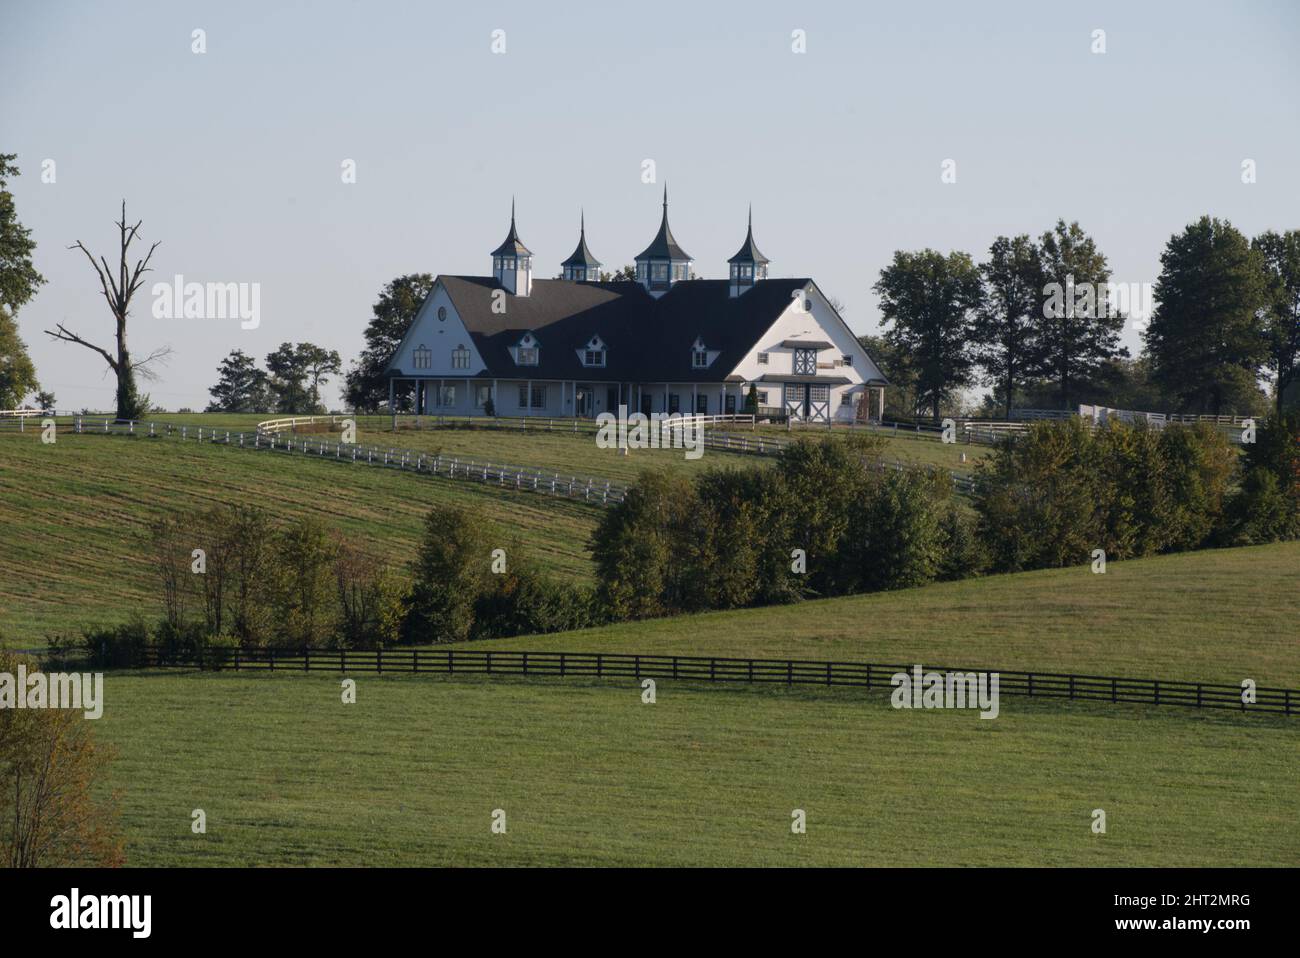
[0,430,601,643]
[464,542,1300,686]
[94,669,1298,867]
[7,414,1295,868]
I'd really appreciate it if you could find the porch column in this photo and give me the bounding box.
[876,386,885,421]
[692,383,697,414]
[388,377,396,430]
[527,379,532,416]
[492,379,498,417]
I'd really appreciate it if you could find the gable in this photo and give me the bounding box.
[386,281,488,376]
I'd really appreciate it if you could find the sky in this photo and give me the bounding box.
[2,0,1298,412]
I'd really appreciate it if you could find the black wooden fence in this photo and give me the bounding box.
[129,647,1296,716]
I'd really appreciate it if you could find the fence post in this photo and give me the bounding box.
[787,661,792,686]
[560,652,566,677]
[1154,680,1159,706]
[1111,677,1117,703]
[234,649,240,671]
[377,647,383,674]
[305,647,310,672]
[597,653,602,678]
[523,652,528,675]
[449,650,454,674]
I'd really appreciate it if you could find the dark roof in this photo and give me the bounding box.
[728,207,770,265]
[780,339,833,349]
[635,186,692,263]
[489,200,532,257]
[392,276,814,383]
[560,213,601,269]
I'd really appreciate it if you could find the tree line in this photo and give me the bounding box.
[206,343,341,414]
[868,218,1298,419]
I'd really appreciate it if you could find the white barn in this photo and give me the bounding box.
[385,192,888,423]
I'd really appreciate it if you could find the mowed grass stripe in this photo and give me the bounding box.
[96,671,1299,867]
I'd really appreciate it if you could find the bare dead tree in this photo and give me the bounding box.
[45,201,169,419]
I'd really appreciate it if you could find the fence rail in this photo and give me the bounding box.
[32,416,631,505]
[123,647,1295,716]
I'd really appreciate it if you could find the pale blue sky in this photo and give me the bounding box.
[3,0,1298,410]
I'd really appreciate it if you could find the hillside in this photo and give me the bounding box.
[465,541,1300,685]
[0,430,601,642]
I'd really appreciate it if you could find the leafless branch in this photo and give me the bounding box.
[43,322,118,370]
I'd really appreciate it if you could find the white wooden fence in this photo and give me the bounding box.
[47,416,631,505]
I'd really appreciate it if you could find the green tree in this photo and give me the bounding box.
[872,249,981,419]
[206,349,271,412]
[974,235,1046,418]
[1144,216,1268,414]
[1036,220,1127,409]
[403,504,496,643]
[857,333,919,418]
[0,305,40,408]
[344,273,434,412]
[0,154,46,313]
[1253,230,1300,413]
[266,342,334,414]
[300,343,342,410]
[270,518,340,649]
[590,470,701,619]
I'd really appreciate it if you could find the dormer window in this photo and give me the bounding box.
[413,345,432,370]
[451,345,470,369]
[513,332,540,366]
[691,337,711,369]
[578,334,606,368]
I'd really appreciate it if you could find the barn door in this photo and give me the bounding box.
[808,384,830,421]
[784,383,805,421]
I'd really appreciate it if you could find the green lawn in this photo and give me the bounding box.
[0,430,601,644]
[464,542,1300,686]
[94,669,1298,867]
[370,423,761,485]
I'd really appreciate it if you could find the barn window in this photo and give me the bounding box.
[451,346,470,369]
[413,345,432,370]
